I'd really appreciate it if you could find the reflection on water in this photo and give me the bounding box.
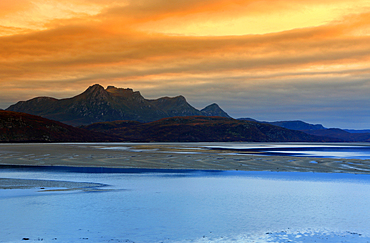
[205,143,370,159]
[1,167,370,242]
[179,230,370,243]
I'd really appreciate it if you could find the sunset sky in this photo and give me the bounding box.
[1,0,370,128]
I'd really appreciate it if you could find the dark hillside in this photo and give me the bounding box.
[83,116,336,142]
[303,128,370,142]
[0,110,118,142]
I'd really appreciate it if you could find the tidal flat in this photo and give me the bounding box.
[1,142,370,174]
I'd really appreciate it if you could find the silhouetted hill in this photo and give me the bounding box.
[255,119,370,142]
[263,120,370,141]
[238,119,326,130]
[0,110,118,142]
[238,118,259,122]
[303,128,370,142]
[82,116,336,142]
[6,84,230,126]
[267,120,326,130]
[345,129,370,134]
[201,103,231,118]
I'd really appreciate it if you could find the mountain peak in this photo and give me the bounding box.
[78,84,109,101]
[106,85,117,90]
[169,95,187,103]
[203,103,219,109]
[106,86,132,92]
[86,84,105,92]
[201,103,231,118]
[175,95,186,100]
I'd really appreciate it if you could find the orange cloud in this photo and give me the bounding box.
[1,0,370,128]
[0,1,32,16]
[2,12,370,82]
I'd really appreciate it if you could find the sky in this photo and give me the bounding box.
[1,0,370,129]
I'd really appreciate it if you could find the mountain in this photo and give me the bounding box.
[268,120,326,130]
[0,110,119,142]
[201,103,231,118]
[258,120,370,142]
[0,110,339,143]
[255,120,370,141]
[238,118,259,122]
[303,128,370,142]
[345,129,370,134]
[81,116,336,142]
[238,118,326,130]
[6,84,230,126]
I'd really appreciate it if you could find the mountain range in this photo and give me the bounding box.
[238,118,326,130]
[80,116,334,142]
[238,119,370,142]
[3,84,370,143]
[6,84,230,126]
[0,110,336,142]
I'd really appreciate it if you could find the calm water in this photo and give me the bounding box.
[2,166,370,242]
[205,143,370,159]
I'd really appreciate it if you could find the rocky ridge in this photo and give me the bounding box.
[7,84,230,126]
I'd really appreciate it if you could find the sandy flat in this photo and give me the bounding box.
[0,178,106,191]
[1,142,370,175]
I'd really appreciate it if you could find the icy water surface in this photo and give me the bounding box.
[2,167,370,242]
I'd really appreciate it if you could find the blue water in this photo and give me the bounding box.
[205,143,370,159]
[2,167,370,242]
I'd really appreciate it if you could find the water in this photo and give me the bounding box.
[204,143,370,159]
[2,167,370,242]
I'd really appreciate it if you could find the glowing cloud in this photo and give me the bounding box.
[1,0,370,128]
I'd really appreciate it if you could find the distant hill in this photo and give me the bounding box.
[260,120,370,142]
[81,116,336,142]
[6,84,230,126]
[268,120,326,130]
[256,119,370,142]
[201,103,231,118]
[237,118,370,141]
[0,110,118,142]
[238,118,326,130]
[237,117,259,122]
[303,129,370,142]
[345,129,370,134]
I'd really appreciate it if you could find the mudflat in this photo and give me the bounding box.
[1,143,370,174]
